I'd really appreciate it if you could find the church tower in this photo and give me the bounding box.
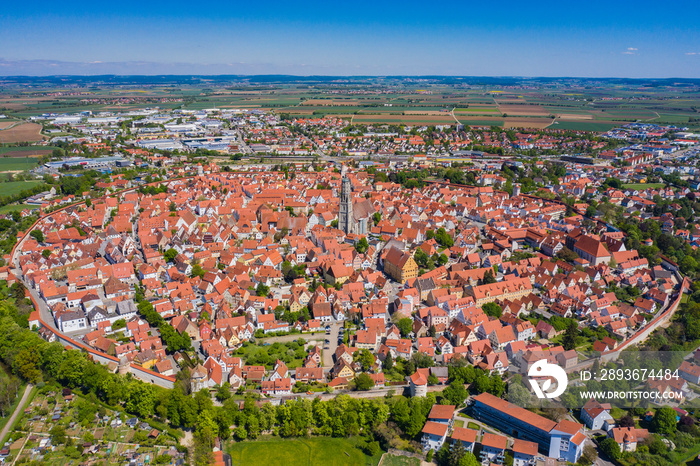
[339,173,353,234]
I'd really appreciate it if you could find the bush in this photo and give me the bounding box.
[426,449,434,462]
[363,440,381,456]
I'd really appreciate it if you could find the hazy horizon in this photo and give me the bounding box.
[2,0,700,78]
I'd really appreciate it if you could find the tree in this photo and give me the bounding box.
[581,444,598,465]
[441,380,467,405]
[42,249,51,258]
[50,425,67,445]
[256,283,270,297]
[562,320,579,351]
[383,352,394,371]
[481,302,502,318]
[190,264,205,278]
[355,237,369,254]
[458,452,479,466]
[397,318,413,337]
[354,349,375,372]
[599,437,621,461]
[163,248,178,263]
[30,229,44,243]
[354,373,375,391]
[169,202,177,212]
[556,247,579,263]
[651,406,677,435]
[215,383,231,402]
[482,269,497,285]
[472,374,491,394]
[618,415,635,427]
[10,282,26,301]
[507,383,532,407]
[434,228,454,248]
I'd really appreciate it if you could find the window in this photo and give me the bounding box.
[559,439,569,452]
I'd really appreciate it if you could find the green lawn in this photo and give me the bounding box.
[467,422,481,431]
[0,204,39,214]
[379,454,420,466]
[453,420,465,428]
[227,436,381,466]
[621,183,665,190]
[0,181,43,197]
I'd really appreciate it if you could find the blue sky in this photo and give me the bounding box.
[1,0,699,77]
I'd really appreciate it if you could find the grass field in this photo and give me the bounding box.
[621,183,665,190]
[0,204,39,214]
[227,437,381,466]
[0,145,58,156]
[548,120,620,132]
[0,158,41,172]
[0,181,43,197]
[379,454,420,466]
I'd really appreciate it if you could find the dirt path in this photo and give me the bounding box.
[449,107,460,125]
[0,383,33,444]
[181,429,193,448]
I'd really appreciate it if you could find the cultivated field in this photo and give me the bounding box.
[504,117,554,129]
[497,104,551,116]
[555,113,594,120]
[0,123,45,143]
[3,78,700,131]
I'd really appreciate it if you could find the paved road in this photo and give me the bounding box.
[0,383,33,445]
[323,321,342,368]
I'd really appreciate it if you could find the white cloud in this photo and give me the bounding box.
[687,52,699,56]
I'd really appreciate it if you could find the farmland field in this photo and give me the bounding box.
[456,117,505,127]
[548,120,621,132]
[2,78,700,132]
[0,122,45,143]
[0,121,20,130]
[497,104,551,116]
[227,437,381,466]
[504,117,554,129]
